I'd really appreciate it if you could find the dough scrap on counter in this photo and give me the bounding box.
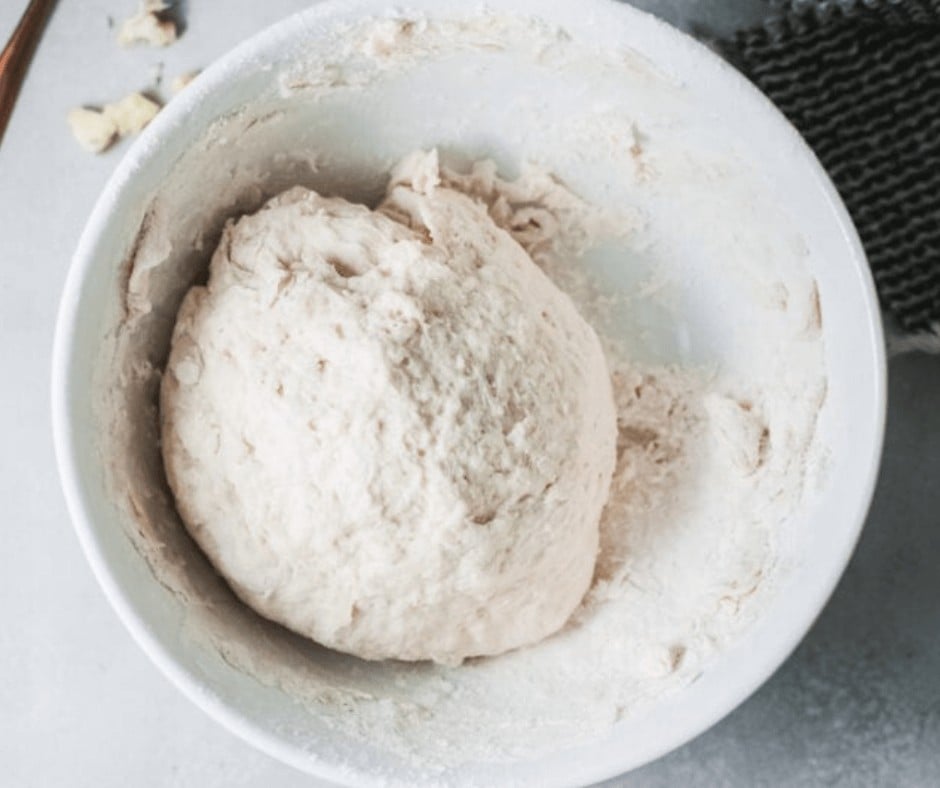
[117,1,178,48]
[67,108,117,153]
[103,92,161,135]
[67,92,161,154]
[161,151,617,665]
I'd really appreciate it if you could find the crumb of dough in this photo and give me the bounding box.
[117,1,178,48]
[66,108,118,153]
[67,93,161,154]
[170,70,200,95]
[103,92,162,136]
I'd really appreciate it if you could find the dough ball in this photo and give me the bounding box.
[161,155,616,664]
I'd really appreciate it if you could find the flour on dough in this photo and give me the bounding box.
[160,150,617,665]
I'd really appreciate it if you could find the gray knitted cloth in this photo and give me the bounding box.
[719,0,940,344]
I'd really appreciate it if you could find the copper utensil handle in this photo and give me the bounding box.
[0,0,57,146]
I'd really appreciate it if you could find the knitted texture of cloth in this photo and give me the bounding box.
[719,0,940,339]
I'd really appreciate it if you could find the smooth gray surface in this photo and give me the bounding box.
[0,1,935,786]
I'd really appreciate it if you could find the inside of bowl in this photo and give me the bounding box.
[60,1,883,783]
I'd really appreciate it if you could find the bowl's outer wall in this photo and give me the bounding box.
[52,0,886,785]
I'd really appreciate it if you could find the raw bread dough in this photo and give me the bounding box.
[67,93,161,154]
[117,1,178,48]
[161,151,617,664]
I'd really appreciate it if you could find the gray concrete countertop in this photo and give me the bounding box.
[1,1,936,785]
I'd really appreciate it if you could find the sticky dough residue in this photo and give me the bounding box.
[97,11,828,777]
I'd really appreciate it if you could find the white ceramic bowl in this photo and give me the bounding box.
[52,0,886,784]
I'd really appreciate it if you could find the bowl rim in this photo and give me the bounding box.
[51,0,887,784]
